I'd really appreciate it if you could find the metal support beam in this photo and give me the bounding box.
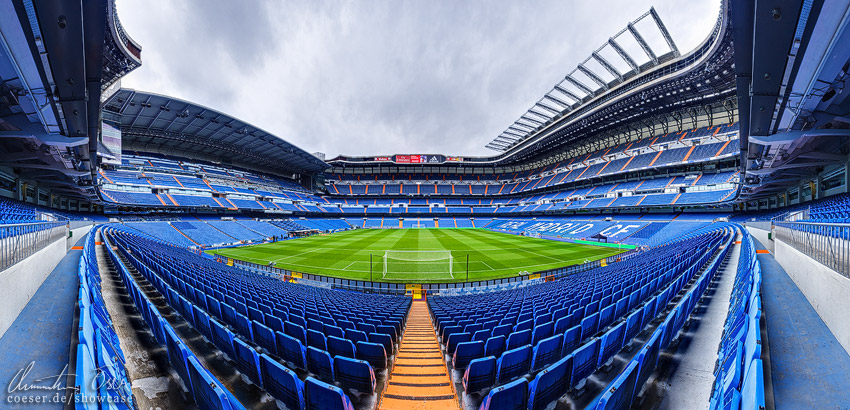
[528,109,551,121]
[591,51,624,81]
[543,94,571,108]
[554,84,583,102]
[608,38,640,73]
[520,115,543,126]
[577,64,608,90]
[535,102,561,115]
[508,126,529,134]
[649,7,680,57]
[627,23,658,65]
[564,75,595,95]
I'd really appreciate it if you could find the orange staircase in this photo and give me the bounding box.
[379,302,459,410]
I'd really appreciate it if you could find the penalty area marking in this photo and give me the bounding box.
[342,261,356,270]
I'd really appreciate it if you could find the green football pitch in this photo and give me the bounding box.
[211,228,626,283]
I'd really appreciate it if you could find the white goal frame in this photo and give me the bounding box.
[382,250,454,280]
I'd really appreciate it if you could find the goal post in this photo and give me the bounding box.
[382,250,454,280]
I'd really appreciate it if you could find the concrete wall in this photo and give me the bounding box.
[69,225,92,248]
[774,239,850,355]
[0,238,68,338]
[746,226,775,253]
[0,225,92,339]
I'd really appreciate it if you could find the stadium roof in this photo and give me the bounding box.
[102,89,328,176]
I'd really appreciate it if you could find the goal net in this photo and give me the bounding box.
[382,250,454,280]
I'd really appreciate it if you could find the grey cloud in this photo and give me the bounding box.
[118,0,719,158]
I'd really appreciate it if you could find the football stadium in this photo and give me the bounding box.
[0,0,849,409]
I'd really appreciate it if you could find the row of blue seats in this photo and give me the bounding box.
[100,227,246,409]
[75,230,135,409]
[106,228,367,410]
[469,226,734,409]
[588,226,735,408]
[432,228,729,406]
[107,225,410,408]
[709,233,766,410]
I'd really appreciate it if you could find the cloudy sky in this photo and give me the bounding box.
[118,0,720,158]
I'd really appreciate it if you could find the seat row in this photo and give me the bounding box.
[708,233,766,410]
[107,225,410,409]
[430,227,731,408]
[74,231,135,409]
[466,226,735,409]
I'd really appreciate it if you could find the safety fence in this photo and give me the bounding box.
[774,221,850,278]
[0,222,67,272]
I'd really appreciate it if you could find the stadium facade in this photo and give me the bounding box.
[0,0,849,409]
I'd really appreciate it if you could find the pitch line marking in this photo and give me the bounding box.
[480,261,495,270]
[342,261,356,270]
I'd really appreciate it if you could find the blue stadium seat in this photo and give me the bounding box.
[355,341,387,369]
[277,332,307,369]
[506,329,531,350]
[531,334,563,371]
[598,305,615,331]
[233,338,263,385]
[598,322,626,368]
[473,329,491,342]
[211,318,236,358]
[532,322,554,346]
[561,325,582,358]
[304,377,355,410]
[187,355,245,410]
[492,324,512,339]
[74,344,98,410]
[581,312,600,338]
[593,360,639,410]
[485,335,507,358]
[368,333,393,356]
[334,356,376,394]
[624,309,644,345]
[635,330,661,391]
[346,329,369,344]
[463,356,496,393]
[327,336,356,359]
[324,324,345,339]
[571,338,601,388]
[307,329,327,350]
[452,341,484,369]
[285,321,308,345]
[306,346,335,381]
[259,353,305,410]
[496,344,532,384]
[514,319,534,333]
[164,326,192,392]
[527,354,573,410]
[447,332,472,355]
[479,378,529,410]
[252,321,277,355]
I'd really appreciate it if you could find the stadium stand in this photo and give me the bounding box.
[4,1,850,408]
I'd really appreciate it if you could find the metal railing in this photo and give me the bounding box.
[773,221,850,278]
[0,222,68,272]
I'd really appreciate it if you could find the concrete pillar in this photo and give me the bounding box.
[15,178,22,201]
[816,175,824,200]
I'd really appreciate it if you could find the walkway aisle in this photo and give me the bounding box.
[380,301,460,410]
[753,238,850,409]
